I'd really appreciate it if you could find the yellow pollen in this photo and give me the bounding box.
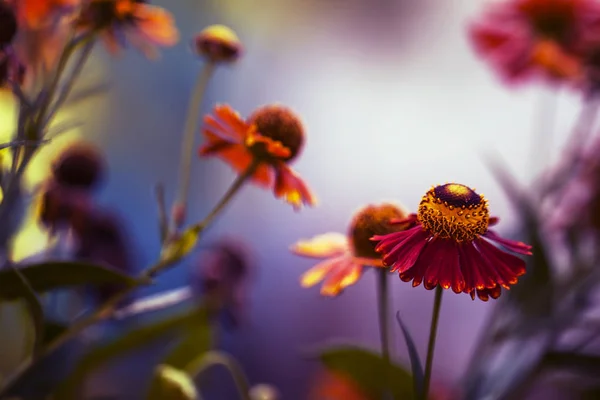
[417,183,489,242]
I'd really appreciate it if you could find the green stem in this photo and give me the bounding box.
[377,269,390,358]
[187,351,251,400]
[423,285,443,400]
[197,160,259,231]
[174,62,216,229]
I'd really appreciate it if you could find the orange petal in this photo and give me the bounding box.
[300,257,339,288]
[246,127,291,159]
[290,232,349,258]
[531,40,582,80]
[273,162,318,210]
[200,140,273,188]
[214,105,250,140]
[203,111,246,143]
[133,4,180,47]
[320,258,363,296]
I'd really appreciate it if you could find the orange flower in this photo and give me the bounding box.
[308,370,374,400]
[199,104,317,210]
[77,0,179,58]
[291,203,412,296]
[15,0,79,29]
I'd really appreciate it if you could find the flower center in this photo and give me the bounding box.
[246,105,305,162]
[349,203,410,259]
[417,183,489,242]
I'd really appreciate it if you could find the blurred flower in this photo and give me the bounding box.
[372,184,532,301]
[469,0,600,85]
[194,24,242,64]
[72,209,135,304]
[0,49,25,87]
[0,1,17,48]
[291,202,410,296]
[248,384,280,400]
[50,141,106,191]
[11,0,79,29]
[191,239,253,330]
[199,104,317,210]
[152,364,198,400]
[77,0,179,58]
[308,370,373,400]
[36,181,93,235]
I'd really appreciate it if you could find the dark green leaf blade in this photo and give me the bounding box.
[317,345,414,400]
[53,307,206,400]
[396,312,424,399]
[0,261,140,301]
[162,307,212,369]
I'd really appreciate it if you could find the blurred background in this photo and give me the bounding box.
[0,0,585,398]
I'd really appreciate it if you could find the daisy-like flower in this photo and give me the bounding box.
[199,104,317,210]
[291,203,412,296]
[469,0,600,85]
[77,0,179,58]
[371,184,532,301]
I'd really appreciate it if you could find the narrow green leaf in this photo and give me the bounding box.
[147,365,198,400]
[8,265,45,357]
[0,261,140,301]
[53,307,206,400]
[163,307,212,369]
[396,312,424,399]
[316,345,414,400]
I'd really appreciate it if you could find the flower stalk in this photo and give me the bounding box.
[423,285,444,400]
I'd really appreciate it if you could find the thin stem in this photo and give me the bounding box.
[187,351,252,400]
[528,89,557,180]
[197,160,259,231]
[174,62,216,229]
[377,269,390,363]
[423,286,444,400]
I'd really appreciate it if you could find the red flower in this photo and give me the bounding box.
[77,0,179,58]
[199,104,317,210]
[469,0,600,85]
[371,184,532,301]
[291,203,411,296]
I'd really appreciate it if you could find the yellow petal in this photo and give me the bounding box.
[290,232,349,258]
[339,265,363,288]
[300,259,336,288]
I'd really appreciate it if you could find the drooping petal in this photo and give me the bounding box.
[483,230,532,255]
[419,239,464,292]
[211,105,250,141]
[321,260,363,296]
[290,232,350,259]
[459,242,497,291]
[372,228,416,255]
[300,257,340,288]
[476,238,526,287]
[377,227,429,271]
[132,4,179,47]
[273,162,317,210]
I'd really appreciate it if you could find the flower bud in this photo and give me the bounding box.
[194,25,242,63]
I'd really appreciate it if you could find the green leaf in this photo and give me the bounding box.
[7,265,45,357]
[162,308,212,369]
[43,320,68,345]
[396,312,424,399]
[53,307,207,400]
[148,365,198,400]
[160,226,201,263]
[0,261,140,301]
[316,345,414,400]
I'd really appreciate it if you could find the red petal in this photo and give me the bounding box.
[273,163,317,210]
[421,239,465,292]
[382,228,429,273]
[459,242,497,290]
[213,105,249,140]
[476,238,526,288]
[483,230,532,255]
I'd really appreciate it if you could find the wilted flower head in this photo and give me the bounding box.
[194,24,242,64]
[0,1,17,48]
[372,184,532,301]
[37,181,92,234]
[51,142,106,191]
[191,239,253,329]
[291,202,411,296]
[199,104,317,210]
[77,0,179,58]
[469,0,600,85]
[73,209,135,304]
